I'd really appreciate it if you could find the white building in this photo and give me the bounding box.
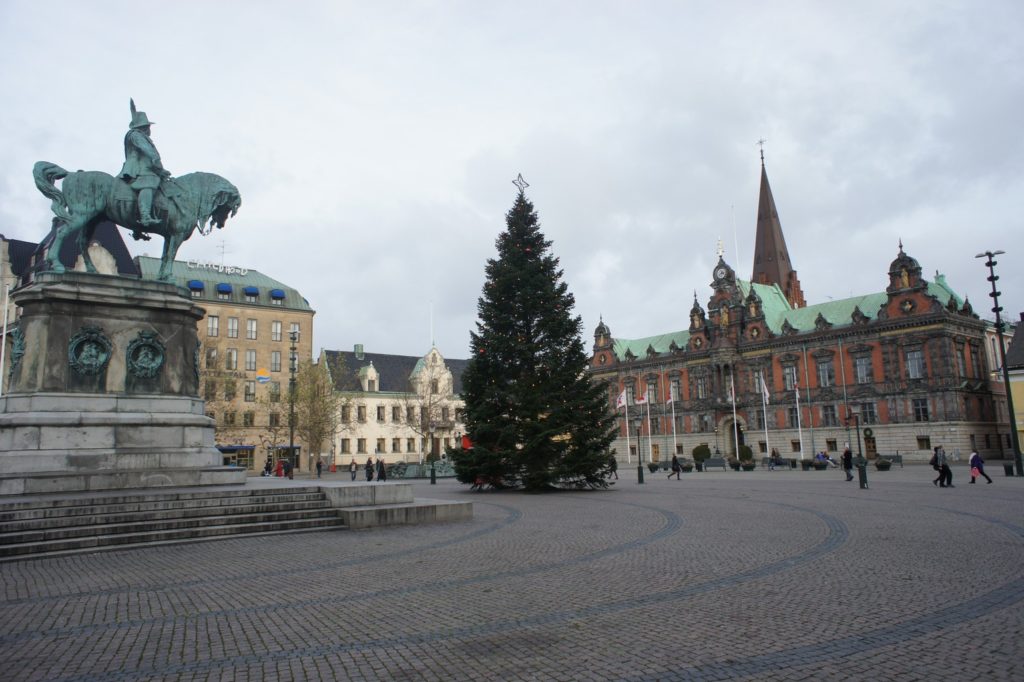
[321,345,468,465]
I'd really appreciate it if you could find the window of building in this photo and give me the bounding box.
[442,406,450,422]
[269,382,280,403]
[917,436,931,450]
[272,297,282,306]
[969,344,983,378]
[224,411,236,426]
[207,315,219,337]
[368,380,376,392]
[224,380,236,400]
[788,406,799,428]
[430,378,439,394]
[860,402,878,424]
[956,346,967,377]
[191,289,202,299]
[913,397,929,422]
[205,348,217,369]
[377,405,386,422]
[627,385,636,403]
[791,440,801,453]
[817,360,835,388]
[225,348,237,371]
[855,356,872,384]
[407,406,416,423]
[341,405,351,422]
[984,433,992,449]
[392,406,401,422]
[217,289,230,301]
[696,377,707,400]
[244,380,256,402]
[340,438,350,454]
[783,365,798,391]
[407,438,416,453]
[357,438,367,454]
[271,351,281,372]
[822,404,838,426]
[758,441,767,454]
[701,414,712,433]
[825,439,837,452]
[227,317,239,338]
[245,349,257,371]
[357,406,366,422]
[245,291,258,304]
[646,379,658,403]
[246,319,257,340]
[289,322,300,339]
[204,381,217,401]
[650,418,660,435]
[906,349,925,380]
[375,438,385,454]
[392,438,401,453]
[243,412,254,427]
[272,321,282,342]
[269,412,280,427]
[755,410,765,430]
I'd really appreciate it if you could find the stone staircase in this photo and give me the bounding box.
[0,482,473,562]
[0,486,344,561]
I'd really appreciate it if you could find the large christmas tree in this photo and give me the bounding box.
[453,180,616,491]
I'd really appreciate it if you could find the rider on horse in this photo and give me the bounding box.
[118,100,170,231]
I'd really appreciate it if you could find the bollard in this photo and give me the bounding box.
[637,464,644,484]
[857,460,869,489]
[430,462,436,484]
[1005,463,1015,477]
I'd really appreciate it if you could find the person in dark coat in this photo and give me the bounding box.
[668,454,682,480]
[841,446,854,482]
[608,454,618,479]
[365,457,374,482]
[376,457,387,482]
[315,459,323,479]
[969,450,992,484]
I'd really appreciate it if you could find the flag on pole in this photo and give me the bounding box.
[760,371,770,404]
[616,389,627,409]
[635,391,648,405]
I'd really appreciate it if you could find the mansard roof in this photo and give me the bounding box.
[323,347,468,394]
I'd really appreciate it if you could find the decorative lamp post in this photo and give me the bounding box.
[976,250,1022,476]
[846,409,867,489]
[714,425,720,456]
[429,421,437,484]
[634,416,644,484]
[288,329,299,471]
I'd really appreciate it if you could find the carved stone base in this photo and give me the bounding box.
[0,272,245,495]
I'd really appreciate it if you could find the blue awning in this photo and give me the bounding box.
[216,283,232,294]
[243,286,259,296]
[187,280,204,290]
[270,289,286,299]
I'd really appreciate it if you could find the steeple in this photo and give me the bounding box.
[750,151,806,308]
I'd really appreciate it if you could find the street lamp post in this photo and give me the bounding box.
[288,329,299,472]
[976,250,1022,476]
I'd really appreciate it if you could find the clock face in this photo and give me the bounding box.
[715,267,727,280]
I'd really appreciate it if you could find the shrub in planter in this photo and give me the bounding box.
[800,460,814,471]
[728,457,741,471]
[692,444,711,466]
[874,459,892,471]
[647,462,660,473]
[741,460,756,471]
[812,461,829,470]
[681,462,694,473]
[738,444,754,463]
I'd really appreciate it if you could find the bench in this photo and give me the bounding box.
[703,456,727,471]
[877,454,903,468]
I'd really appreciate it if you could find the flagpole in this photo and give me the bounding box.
[0,284,9,399]
[644,397,652,464]
[760,371,770,458]
[796,385,805,460]
[730,373,739,458]
[624,401,631,464]
[670,396,678,459]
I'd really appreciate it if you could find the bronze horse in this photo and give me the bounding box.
[33,161,241,281]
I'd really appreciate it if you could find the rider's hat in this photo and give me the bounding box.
[128,98,154,129]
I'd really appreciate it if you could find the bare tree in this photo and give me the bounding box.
[294,359,342,471]
[199,339,246,446]
[398,350,462,462]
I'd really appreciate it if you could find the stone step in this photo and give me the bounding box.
[1,503,336,538]
[0,485,323,513]
[0,492,328,524]
[338,498,473,529]
[0,515,346,559]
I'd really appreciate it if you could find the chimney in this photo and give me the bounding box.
[354,343,364,360]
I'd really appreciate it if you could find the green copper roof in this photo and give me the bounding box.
[135,256,313,311]
[609,274,968,360]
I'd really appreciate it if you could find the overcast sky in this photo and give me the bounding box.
[1,1,1021,360]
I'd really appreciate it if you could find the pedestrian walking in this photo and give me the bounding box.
[969,450,992,484]
[315,459,323,479]
[841,446,854,481]
[931,446,953,487]
[608,454,618,479]
[262,459,273,477]
[668,454,682,480]
[376,457,387,482]
[349,458,358,481]
[284,459,293,480]
[365,457,374,482]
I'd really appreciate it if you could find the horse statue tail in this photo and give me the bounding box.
[32,161,72,223]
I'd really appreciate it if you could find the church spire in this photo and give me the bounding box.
[750,150,805,308]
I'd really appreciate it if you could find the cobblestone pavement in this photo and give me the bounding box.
[1,464,1022,681]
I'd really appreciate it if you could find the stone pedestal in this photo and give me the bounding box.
[0,272,245,495]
